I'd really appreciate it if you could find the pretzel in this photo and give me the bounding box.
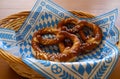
[34,27,64,45]
[57,17,80,33]
[31,29,81,62]
[58,38,73,53]
[78,21,103,53]
[57,17,80,52]
[57,19,102,53]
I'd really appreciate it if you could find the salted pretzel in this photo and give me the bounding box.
[78,21,103,53]
[57,17,80,52]
[31,28,81,62]
[58,38,73,53]
[57,18,102,53]
[34,27,64,45]
[57,17,80,33]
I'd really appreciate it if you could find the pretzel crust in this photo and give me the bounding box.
[31,28,81,62]
[78,21,102,53]
[31,18,103,62]
[57,17,80,33]
[34,27,64,45]
[57,18,102,53]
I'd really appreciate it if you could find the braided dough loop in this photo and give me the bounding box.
[57,18,102,53]
[35,27,64,45]
[78,21,103,53]
[32,29,81,62]
[57,17,80,33]
[58,38,73,53]
[57,17,80,52]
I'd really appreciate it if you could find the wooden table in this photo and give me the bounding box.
[0,0,120,79]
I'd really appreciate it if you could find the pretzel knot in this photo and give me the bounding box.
[78,21,102,53]
[31,27,81,62]
[31,18,103,62]
[57,18,102,54]
[57,17,80,33]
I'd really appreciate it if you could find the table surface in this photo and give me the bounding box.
[0,0,120,79]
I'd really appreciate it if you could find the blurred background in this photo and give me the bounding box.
[0,0,120,28]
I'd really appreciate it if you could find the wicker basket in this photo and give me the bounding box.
[0,11,119,79]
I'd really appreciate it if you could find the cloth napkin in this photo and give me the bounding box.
[0,0,119,79]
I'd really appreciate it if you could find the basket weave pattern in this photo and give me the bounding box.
[0,11,119,79]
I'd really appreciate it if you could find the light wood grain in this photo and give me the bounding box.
[0,0,120,79]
